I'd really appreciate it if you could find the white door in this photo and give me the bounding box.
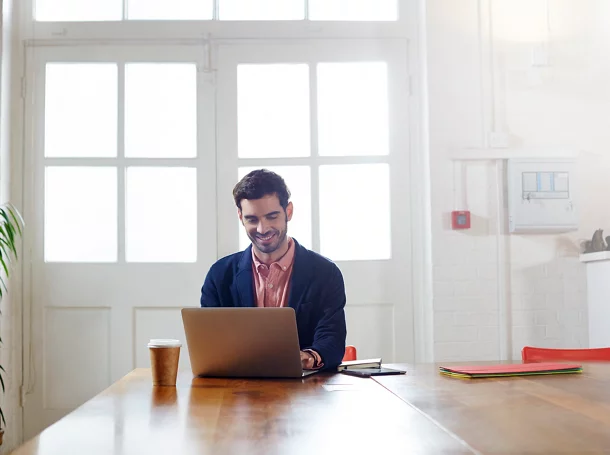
[216,40,414,363]
[23,45,216,438]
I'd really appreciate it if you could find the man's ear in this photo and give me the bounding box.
[286,202,294,222]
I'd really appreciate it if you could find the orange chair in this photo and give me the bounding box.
[343,345,357,362]
[522,346,610,363]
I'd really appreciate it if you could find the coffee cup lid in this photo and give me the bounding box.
[148,338,181,348]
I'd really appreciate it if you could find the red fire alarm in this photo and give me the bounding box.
[451,210,471,230]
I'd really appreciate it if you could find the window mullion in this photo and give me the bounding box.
[213,0,219,20]
[117,62,126,263]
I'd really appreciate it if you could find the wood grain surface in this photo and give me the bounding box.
[10,368,475,455]
[376,362,610,454]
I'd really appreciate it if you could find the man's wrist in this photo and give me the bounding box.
[303,349,323,369]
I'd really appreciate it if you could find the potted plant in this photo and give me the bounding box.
[0,203,24,445]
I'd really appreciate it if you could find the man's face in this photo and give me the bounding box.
[238,194,293,254]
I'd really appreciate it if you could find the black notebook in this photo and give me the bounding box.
[340,367,406,378]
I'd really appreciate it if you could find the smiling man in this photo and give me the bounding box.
[199,169,347,371]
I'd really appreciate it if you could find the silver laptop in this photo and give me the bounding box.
[181,307,319,378]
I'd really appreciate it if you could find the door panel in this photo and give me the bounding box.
[24,45,216,439]
[23,39,415,440]
[216,40,413,364]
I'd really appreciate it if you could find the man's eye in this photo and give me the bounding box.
[267,215,278,220]
[247,219,258,224]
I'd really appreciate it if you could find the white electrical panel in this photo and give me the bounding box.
[507,158,577,233]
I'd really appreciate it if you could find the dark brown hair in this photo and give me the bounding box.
[233,169,291,211]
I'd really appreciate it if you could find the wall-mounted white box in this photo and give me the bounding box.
[507,158,577,233]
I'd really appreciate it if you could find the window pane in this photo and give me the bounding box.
[238,64,310,158]
[35,0,122,21]
[309,0,397,21]
[220,0,304,20]
[45,167,117,263]
[125,64,197,158]
[320,164,390,260]
[317,62,389,156]
[126,168,197,263]
[45,64,117,158]
[238,166,311,250]
[128,0,213,19]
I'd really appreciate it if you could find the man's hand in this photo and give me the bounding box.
[300,350,315,370]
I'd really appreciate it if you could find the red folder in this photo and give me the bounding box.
[439,363,583,379]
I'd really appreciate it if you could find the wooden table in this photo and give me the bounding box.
[13,363,610,454]
[10,368,475,455]
[377,363,610,454]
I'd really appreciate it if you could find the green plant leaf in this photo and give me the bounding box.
[0,224,16,259]
[0,263,8,293]
[5,204,23,236]
[0,226,10,251]
[0,220,19,268]
[0,203,22,431]
[0,240,14,269]
[0,405,6,429]
[0,211,16,257]
[0,251,9,278]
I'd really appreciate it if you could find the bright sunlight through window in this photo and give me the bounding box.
[128,0,213,20]
[238,64,310,159]
[317,62,390,157]
[45,167,118,262]
[125,64,197,158]
[125,167,197,263]
[309,0,398,21]
[45,64,117,158]
[36,0,122,21]
[319,164,391,261]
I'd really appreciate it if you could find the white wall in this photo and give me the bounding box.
[427,0,610,361]
[0,0,24,451]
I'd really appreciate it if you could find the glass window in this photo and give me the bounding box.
[238,64,310,158]
[126,167,197,263]
[45,64,117,158]
[35,0,122,21]
[45,167,118,262]
[320,164,391,260]
[220,0,304,20]
[127,0,213,20]
[317,62,389,156]
[125,64,197,158]
[309,0,398,21]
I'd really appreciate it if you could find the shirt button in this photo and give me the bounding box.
[283,267,287,271]
[268,284,273,289]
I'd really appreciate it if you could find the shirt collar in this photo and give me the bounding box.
[252,237,295,272]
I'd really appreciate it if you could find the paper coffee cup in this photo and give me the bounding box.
[148,339,181,386]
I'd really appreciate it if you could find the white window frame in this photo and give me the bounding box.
[16,0,433,365]
[21,0,414,41]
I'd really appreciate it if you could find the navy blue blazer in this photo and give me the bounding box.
[199,239,347,370]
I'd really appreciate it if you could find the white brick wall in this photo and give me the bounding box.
[427,0,597,363]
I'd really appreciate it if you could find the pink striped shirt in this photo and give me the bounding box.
[251,238,296,308]
[251,238,323,369]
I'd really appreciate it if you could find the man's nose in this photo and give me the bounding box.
[257,221,268,234]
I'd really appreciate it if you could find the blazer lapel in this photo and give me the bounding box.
[235,246,255,308]
[288,240,312,312]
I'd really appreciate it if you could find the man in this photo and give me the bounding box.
[200,169,347,370]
